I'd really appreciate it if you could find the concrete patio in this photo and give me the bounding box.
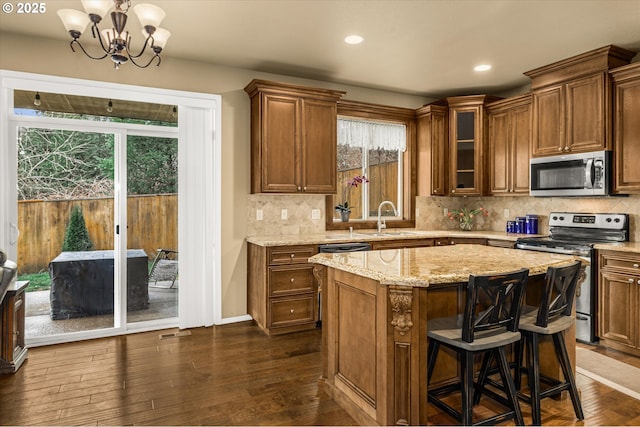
[24,281,178,337]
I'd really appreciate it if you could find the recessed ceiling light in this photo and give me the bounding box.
[474,64,492,72]
[344,35,364,45]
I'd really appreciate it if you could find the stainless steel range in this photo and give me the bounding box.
[516,212,629,344]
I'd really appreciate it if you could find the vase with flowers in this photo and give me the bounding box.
[335,175,369,222]
[447,206,489,231]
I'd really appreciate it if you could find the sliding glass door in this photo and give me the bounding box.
[126,134,178,324]
[17,125,117,338]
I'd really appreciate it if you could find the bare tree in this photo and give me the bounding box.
[17,127,114,200]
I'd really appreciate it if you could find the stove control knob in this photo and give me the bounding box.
[614,218,621,223]
[606,218,612,222]
[559,216,565,221]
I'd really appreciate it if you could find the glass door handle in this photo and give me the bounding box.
[10,223,20,245]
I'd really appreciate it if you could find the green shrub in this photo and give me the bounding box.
[61,206,93,252]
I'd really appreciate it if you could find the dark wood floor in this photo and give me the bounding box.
[1,321,639,426]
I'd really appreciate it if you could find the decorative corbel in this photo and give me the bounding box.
[389,286,413,335]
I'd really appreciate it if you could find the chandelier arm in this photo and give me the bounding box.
[70,39,109,61]
[90,23,112,55]
[125,34,153,59]
[128,52,161,68]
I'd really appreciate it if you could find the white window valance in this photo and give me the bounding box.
[338,118,406,152]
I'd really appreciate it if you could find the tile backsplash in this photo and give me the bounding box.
[416,195,640,242]
[247,194,640,242]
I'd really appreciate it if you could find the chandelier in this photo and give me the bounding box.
[57,0,170,69]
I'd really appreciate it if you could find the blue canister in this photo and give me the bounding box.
[515,217,526,234]
[525,214,539,234]
[506,220,515,233]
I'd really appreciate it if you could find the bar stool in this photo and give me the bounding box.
[475,260,584,425]
[427,268,529,426]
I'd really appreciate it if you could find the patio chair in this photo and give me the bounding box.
[148,249,178,288]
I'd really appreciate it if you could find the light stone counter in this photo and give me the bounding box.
[309,244,579,288]
[594,241,640,254]
[247,229,538,247]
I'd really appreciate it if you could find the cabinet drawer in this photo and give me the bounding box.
[268,245,318,265]
[269,295,315,328]
[269,265,316,296]
[599,251,640,274]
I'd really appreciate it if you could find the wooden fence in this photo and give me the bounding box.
[332,162,399,219]
[18,194,177,274]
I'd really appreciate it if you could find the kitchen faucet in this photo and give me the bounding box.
[377,201,398,233]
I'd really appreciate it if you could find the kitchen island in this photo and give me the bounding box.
[309,244,583,426]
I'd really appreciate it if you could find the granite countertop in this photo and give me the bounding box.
[246,229,538,247]
[593,241,640,253]
[309,244,581,288]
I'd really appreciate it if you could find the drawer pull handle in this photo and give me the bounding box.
[633,263,639,268]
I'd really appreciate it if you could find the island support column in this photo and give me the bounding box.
[319,267,429,426]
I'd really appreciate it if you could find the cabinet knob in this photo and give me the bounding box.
[629,278,635,283]
[452,189,456,193]
[450,241,455,245]
[290,254,295,258]
[297,186,301,191]
[564,147,570,152]
[290,278,294,283]
[632,263,639,268]
[290,309,295,314]
[558,147,564,152]
[303,186,307,191]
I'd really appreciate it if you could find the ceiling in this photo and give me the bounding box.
[1,0,640,98]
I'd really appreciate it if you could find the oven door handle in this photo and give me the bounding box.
[516,243,586,256]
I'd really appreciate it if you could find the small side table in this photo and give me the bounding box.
[0,280,29,374]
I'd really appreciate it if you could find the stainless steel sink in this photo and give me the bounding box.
[362,231,423,237]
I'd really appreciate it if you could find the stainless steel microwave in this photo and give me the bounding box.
[529,150,611,197]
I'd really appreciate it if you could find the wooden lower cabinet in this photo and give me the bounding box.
[487,239,516,248]
[370,239,434,250]
[598,250,640,356]
[434,237,487,246]
[248,243,319,335]
[0,280,29,374]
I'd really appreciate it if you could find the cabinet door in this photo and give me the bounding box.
[450,107,482,195]
[566,73,607,153]
[488,110,510,194]
[531,85,564,157]
[511,103,532,194]
[260,94,301,193]
[417,107,448,196]
[613,71,640,193]
[301,99,337,193]
[599,271,637,348]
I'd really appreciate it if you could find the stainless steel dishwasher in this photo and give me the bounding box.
[316,242,371,326]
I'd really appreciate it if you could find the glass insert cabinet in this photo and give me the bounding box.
[448,95,500,196]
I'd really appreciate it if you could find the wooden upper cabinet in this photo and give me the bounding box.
[244,79,345,194]
[610,63,640,194]
[525,45,636,157]
[447,95,500,196]
[487,94,532,195]
[416,104,448,196]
